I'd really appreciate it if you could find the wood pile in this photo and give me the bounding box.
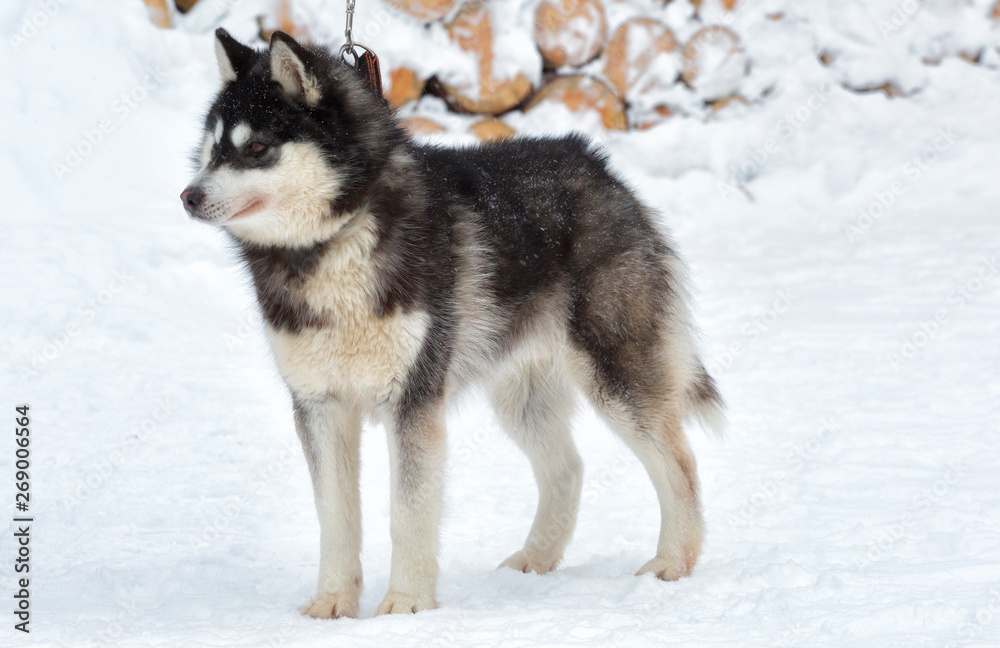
[149,0,1000,133]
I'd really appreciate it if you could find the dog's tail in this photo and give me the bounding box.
[685,364,726,439]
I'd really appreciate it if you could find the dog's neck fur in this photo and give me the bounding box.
[230,139,427,333]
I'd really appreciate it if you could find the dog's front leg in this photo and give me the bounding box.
[294,396,363,619]
[375,401,447,615]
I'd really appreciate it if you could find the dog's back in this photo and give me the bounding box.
[410,135,723,433]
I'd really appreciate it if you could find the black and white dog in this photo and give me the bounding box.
[182,28,723,618]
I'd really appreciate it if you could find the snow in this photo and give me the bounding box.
[2,0,1000,646]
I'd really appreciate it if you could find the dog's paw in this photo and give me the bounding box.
[498,549,561,575]
[301,591,359,619]
[375,590,436,616]
[635,555,694,581]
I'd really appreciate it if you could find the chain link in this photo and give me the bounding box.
[344,0,356,50]
[339,0,371,66]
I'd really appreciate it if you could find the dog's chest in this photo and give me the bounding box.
[265,240,429,403]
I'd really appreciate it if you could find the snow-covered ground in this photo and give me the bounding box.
[2,1,1000,646]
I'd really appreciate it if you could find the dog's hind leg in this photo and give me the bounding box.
[294,396,364,619]
[491,358,583,574]
[569,260,705,580]
[592,392,704,580]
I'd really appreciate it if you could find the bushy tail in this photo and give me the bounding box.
[686,365,726,439]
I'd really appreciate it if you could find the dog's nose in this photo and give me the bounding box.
[181,186,205,213]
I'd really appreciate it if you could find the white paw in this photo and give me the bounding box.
[498,549,561,575]
[301,591,359,619]
[375,590,436,615]
[635,554,694,581]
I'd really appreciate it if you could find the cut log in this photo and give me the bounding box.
[470,118,516,142]
[437,2,533,114]
[143,0,171,28]
[603,17,678,99]
[524,75,626,130]
[400,116,446,136]
[681,26,747,102]
[384,0,458,23]
[534,0,607,68]
[993,1,1000,19]
[386,68,426,109]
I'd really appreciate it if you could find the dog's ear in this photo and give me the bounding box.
[215,28,255,85]
[269,31,322,106]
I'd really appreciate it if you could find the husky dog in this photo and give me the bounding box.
[182,29,724,618]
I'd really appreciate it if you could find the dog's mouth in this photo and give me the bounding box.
[228,198,267,222]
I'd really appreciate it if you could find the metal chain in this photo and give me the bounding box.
[344,0,355,51]
[339,0,373,67]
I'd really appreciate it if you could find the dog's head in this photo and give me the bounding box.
[182,29,394,246]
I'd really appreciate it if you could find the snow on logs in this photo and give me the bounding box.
[681,26,747,102]
[535,0,607,68]
[436,2,534,114]
[140,0,759,130]
[257,0,309,42]
[691,0,740,15]
[384,0,458,23]
[603,17,679,100]
[142,0,171,28]
[525,75,626,130]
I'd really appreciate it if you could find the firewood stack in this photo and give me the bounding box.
[155,0,753,137]
[151,0,1000,137]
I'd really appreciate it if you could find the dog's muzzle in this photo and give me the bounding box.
[181,186,206,218]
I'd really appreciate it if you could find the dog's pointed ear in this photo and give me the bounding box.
[269,31,322,106]
[215,28,254,85]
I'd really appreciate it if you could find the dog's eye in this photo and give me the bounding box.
[249,141,267,155]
